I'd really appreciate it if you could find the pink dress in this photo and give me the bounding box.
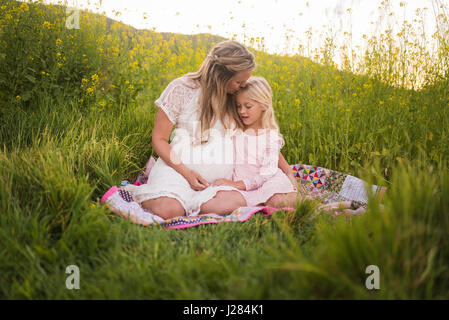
[232,129,296,206]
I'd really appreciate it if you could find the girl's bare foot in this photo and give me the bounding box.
[318,200,352,212]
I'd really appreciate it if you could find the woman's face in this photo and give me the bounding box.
[226,69,253,95]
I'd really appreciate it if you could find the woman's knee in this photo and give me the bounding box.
[220,190,246,208]
[230,191,247,207]
[141,197,185,219]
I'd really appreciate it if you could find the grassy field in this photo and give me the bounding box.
[0,0,448,299]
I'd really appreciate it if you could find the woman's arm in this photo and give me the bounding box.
[151,109,185,173]
[152,109,209,190]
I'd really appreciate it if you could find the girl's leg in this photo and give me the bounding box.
[199,190,247,215]
[265,193,353,212]
[318,201,352,212]
[141,197,186,220]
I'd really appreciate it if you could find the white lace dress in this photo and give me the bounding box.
[123,75,245,216]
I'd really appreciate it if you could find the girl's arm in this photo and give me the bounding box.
[278,152,290,175]
[278,151,297,190]
[237,144,280,191]
[213,178,246,190]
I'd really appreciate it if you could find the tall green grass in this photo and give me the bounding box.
[0,0,448,299]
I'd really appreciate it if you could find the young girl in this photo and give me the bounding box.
[212,77,302,208]
[213,77,353,211]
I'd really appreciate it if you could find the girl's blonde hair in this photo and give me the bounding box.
[237,77,285,146]
[186,40,256,144]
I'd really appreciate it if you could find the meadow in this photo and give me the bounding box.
[0,0,448,299]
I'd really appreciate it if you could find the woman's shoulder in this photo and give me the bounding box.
[155,75,202,122]
[157,75,200,106]
[168,74,200,91]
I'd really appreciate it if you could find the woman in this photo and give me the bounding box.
[123,40,297,220]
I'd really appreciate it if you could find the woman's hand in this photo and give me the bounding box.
[184,169,210,191]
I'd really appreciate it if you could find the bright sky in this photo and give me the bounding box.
[54,0,447,59]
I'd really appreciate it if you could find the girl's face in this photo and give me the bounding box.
[236,91,265,130]
[226,69,253,94]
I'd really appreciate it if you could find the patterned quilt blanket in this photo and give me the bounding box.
[101,164,385,230]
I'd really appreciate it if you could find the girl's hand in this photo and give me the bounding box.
[184,169,210,191]
[213,178,235,188]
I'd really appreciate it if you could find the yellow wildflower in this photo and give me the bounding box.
[20,2,29,11]
[91,73,99,83]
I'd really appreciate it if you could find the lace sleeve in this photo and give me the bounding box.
[155,78,192,125]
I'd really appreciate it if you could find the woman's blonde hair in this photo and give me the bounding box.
[237,77,285,145]
[186,40,255,144]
